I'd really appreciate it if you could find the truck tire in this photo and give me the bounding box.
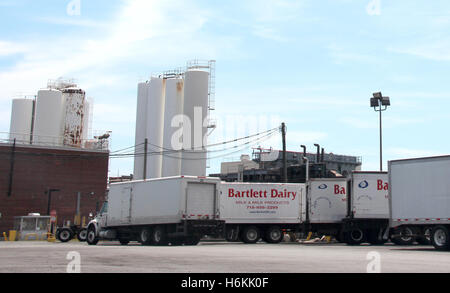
[184,235,201,246]
[55,229,61,241]
[77,229,88,242]
[391,227,415,245]
[139,228,152,245]
[264,226,283,244]
[58,228,73,243]
[346,228,365,245]
[431,226,450,251]
[87,227,99,246]
[240,226,261,244]
[417,227,431,245]
[151,226,168,246]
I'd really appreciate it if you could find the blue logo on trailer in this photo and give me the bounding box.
[318,184,328,190]
[358,180,369,189]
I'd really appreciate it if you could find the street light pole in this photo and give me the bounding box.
[371,92,391,172]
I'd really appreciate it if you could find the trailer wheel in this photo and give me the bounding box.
[151,226,168,246]
[264,226,283,244]
[346,228,365,245]
[87,227,99,246]
[77,229,88,242]
[241,226,261,244]
[139,228,152,245]
[431,226,450,251]
[58,228,73,243]
[391,227,415,245]
[417,227,432,245]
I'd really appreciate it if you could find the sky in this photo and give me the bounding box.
[1,0,450,177]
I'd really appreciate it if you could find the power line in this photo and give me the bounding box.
[0,125,281,160]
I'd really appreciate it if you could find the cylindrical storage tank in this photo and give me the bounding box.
[33,89,65,146]
[62,88,85,147]
[82,98,91,142]
[145,77,166,179]
[161,77,184,177]
[133,82,150,180]
[180,70,209,177]
[9,98,34,144]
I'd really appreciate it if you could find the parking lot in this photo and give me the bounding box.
[0,240,449,273]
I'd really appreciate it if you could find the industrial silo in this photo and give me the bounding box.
[9,98,35,144]
[180,70,209,176]
[82,98,92,142]
[145,77,166,179]
[62,88,85,147]
[133,82,150,180]
[161,77,184,177]
[33,89,65,146]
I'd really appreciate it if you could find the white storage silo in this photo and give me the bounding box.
[62,88,85,147]
[145,77,166,179]
[180,70,209,177]
[161,77,184,177]
[133,82,150,180]
[33,89,65,146]
[9,98,35,144]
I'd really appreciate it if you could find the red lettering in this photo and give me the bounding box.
[334,185,346,195]
[377,180,389,191]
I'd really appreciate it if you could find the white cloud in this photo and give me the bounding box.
[0,41,28,56]
[389,39,450,62]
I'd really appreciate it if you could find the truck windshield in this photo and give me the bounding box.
[100,202,108,214]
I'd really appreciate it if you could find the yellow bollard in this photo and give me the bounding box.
[3,232,8,241]
[306,232,313,241]
[8,230,17,242]
[47,232,56,243]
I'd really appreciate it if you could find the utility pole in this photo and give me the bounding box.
[143,138,148,180]
[281,123,287,183]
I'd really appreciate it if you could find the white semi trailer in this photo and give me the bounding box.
[86,176,225,246]
[340,172,391,245]
[219,178,350,244]
[219,182,305,243]
[302,178,349,239]
[389,155,450,251]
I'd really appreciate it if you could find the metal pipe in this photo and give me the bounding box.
[303,156,310,182]
[379,108,383,171]
[314,144,320,164]
[282,123,287,183]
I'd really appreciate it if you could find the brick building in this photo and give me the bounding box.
[0,143,109,233]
